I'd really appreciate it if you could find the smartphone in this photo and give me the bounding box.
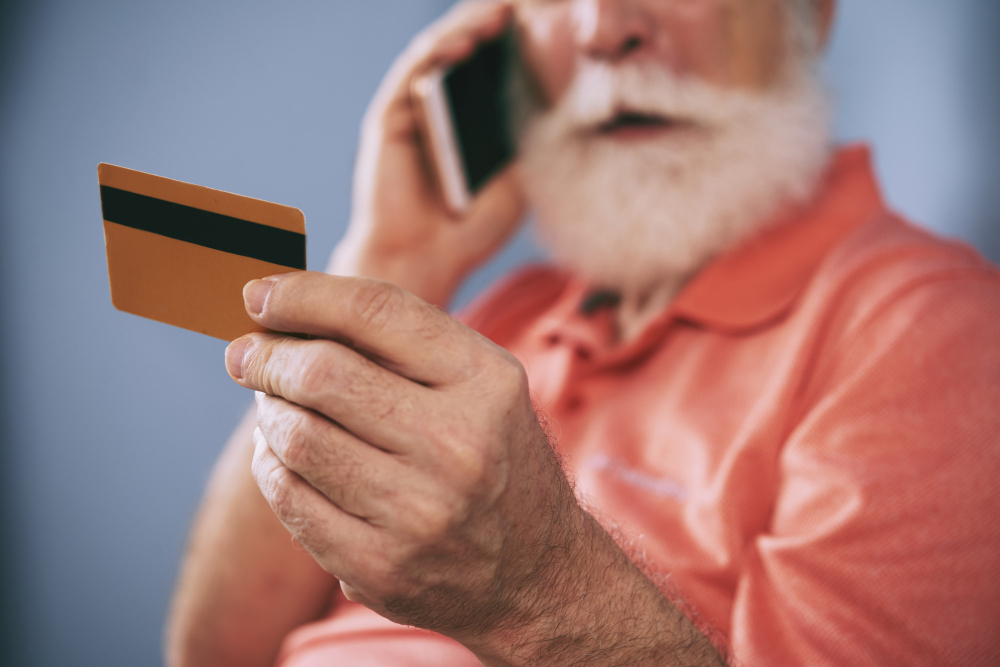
[413,31,517,213]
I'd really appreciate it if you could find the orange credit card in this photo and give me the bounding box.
[98,163,306,341]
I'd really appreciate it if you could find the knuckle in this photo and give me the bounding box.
[501,351,528,386]
[250,446,268,482]
[488,348,528,395]
[251,339,336,400]
[268,474,296,522]
[279,411,314,470]
[294,345,336,396]
[338,453,368,492]
[241,339,271,387]
[453,445,489,487]
[330,458,370,510]
[404,497,454,544]
[350,281,403,331]
[431,427,487,486]
[248,339,293,397]
[256,463,298,523]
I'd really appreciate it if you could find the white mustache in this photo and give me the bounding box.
[554,61,792,133]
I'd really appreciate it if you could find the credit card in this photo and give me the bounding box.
[98,163,306,341]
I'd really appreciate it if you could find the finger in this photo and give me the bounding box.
[250,430,379,580]
[241,272,492,386]
[453,163,527,256]
[397,2,512,89]
[229,333,434,451]
[254,393,413,524]
[369,1,513,136]
[412,0,512,69]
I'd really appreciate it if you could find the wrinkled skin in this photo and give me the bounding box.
[229,272,724,666]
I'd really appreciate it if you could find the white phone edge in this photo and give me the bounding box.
[413,69,472,214]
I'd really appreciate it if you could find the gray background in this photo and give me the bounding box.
[0,0,997,664]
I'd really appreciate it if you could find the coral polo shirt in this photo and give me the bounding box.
[278,146,1000,666]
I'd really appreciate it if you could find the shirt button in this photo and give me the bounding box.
[574,347,592,361]
[565,394,584,411]
[546,334,562,347]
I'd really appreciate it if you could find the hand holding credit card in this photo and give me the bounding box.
[98,163,306,341]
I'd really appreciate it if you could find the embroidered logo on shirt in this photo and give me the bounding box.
[587,454,688,502]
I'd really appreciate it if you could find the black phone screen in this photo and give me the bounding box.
[444,32,516,195]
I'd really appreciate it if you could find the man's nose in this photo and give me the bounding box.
[573,0,654,62]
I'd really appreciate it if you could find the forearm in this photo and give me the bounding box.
[165,406,336,667]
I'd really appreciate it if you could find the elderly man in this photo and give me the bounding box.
[166,0,1000,665]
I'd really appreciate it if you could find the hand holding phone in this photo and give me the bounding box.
[330,1,526,309]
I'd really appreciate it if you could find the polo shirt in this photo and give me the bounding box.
[277,146,1000,666]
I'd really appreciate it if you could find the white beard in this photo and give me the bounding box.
[518,60,832,293]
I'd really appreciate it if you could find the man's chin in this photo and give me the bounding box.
[519,73,832,292]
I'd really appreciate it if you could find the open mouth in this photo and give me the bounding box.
[596,110,689,138]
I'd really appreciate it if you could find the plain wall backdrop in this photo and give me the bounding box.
[1,1,997,664]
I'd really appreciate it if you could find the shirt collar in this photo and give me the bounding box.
[529,145,887,357]
[669,144,885,333]
[529,145,885,363]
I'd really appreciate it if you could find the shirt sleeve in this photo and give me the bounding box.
[729,276,1000,666]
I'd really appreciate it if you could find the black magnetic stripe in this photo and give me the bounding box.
[100,185,306,269]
